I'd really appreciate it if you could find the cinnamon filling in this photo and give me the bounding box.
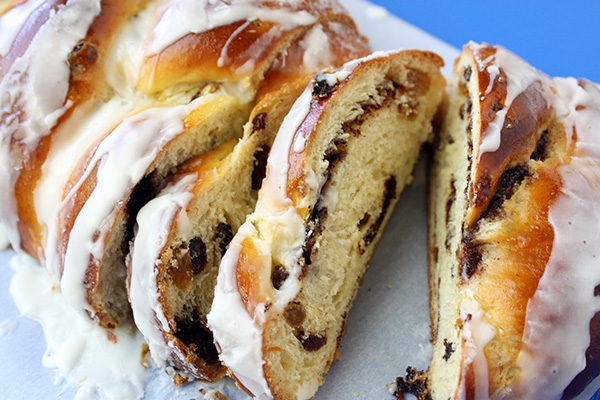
[362,175,397,252]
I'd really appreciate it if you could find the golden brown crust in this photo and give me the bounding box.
[139,2,367,94]
[256,15,371,99]
[464,44,554,227]
[12,0,146,262]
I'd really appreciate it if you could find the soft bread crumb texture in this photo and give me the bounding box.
[259,52,445,399]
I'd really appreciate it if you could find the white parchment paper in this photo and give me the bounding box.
[2,2,597,400]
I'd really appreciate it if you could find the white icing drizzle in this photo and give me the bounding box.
[0,0,46,57]
[36,97,141,278]
[9,253,150,400]
[299,23,332,72]
[208,221,274,400]
[0,0,101,249]
[470,43,547,157]
[129,173,196,367]
[104,4,159,96]
[0,223,9,250]
[510,79,600,400]
[218,19,253,68]
[145,0,318,57]
[457,292,496,400]
[55,95,215,318]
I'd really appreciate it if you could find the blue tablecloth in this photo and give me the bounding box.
[368,1,600,83]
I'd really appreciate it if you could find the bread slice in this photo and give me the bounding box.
[411,42,600,400]
[208,49,445,400]
[128,78,309,383]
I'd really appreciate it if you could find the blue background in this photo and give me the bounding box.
[368,1,600,83]
[368,1,600,399]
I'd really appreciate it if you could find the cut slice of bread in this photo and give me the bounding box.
[52,92,250,328]
[403,42,600,400]
[128,78,309,382]
[208,49,445,400]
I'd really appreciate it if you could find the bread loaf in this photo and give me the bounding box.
[0,0,370,329]
[397,42,600,400]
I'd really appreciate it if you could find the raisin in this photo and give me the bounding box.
[271,264,289,290]
[297,331,327,351]
[174,311,219,365]
[252,113,267,131]
[189,236,208,275]
[214,223,233,256]
[284,302,306,328]
[463,65,472,82]
[313,73,338,98]
[443,339,454,361]
[68,40,98,76]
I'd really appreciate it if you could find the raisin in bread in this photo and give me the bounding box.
[128,78,309,383]
[419,42,600,400]
[208,49,445,400]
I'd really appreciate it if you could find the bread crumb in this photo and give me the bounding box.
[139,344,150,369]
[352,392,359,397]
[386,284,392,289]
[106,330,117,344]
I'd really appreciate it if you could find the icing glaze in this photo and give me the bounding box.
[36,97,141,278]
[129,173,196,367]
[299,23,332,72]
[470,42,547,157]
[55,95,219,318]
[146,0,318,57]
[104,4,158,95]
[458,292,496,400]
[0,0,101,248]
[208,221,273,400]
[9,253,150,400]
[0,0,46,57]
[0,223,9,250]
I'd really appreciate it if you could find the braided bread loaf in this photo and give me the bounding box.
[411,42,600,400]
[0,0,370,331]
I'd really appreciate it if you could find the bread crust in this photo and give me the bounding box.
[11,0,144,260]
